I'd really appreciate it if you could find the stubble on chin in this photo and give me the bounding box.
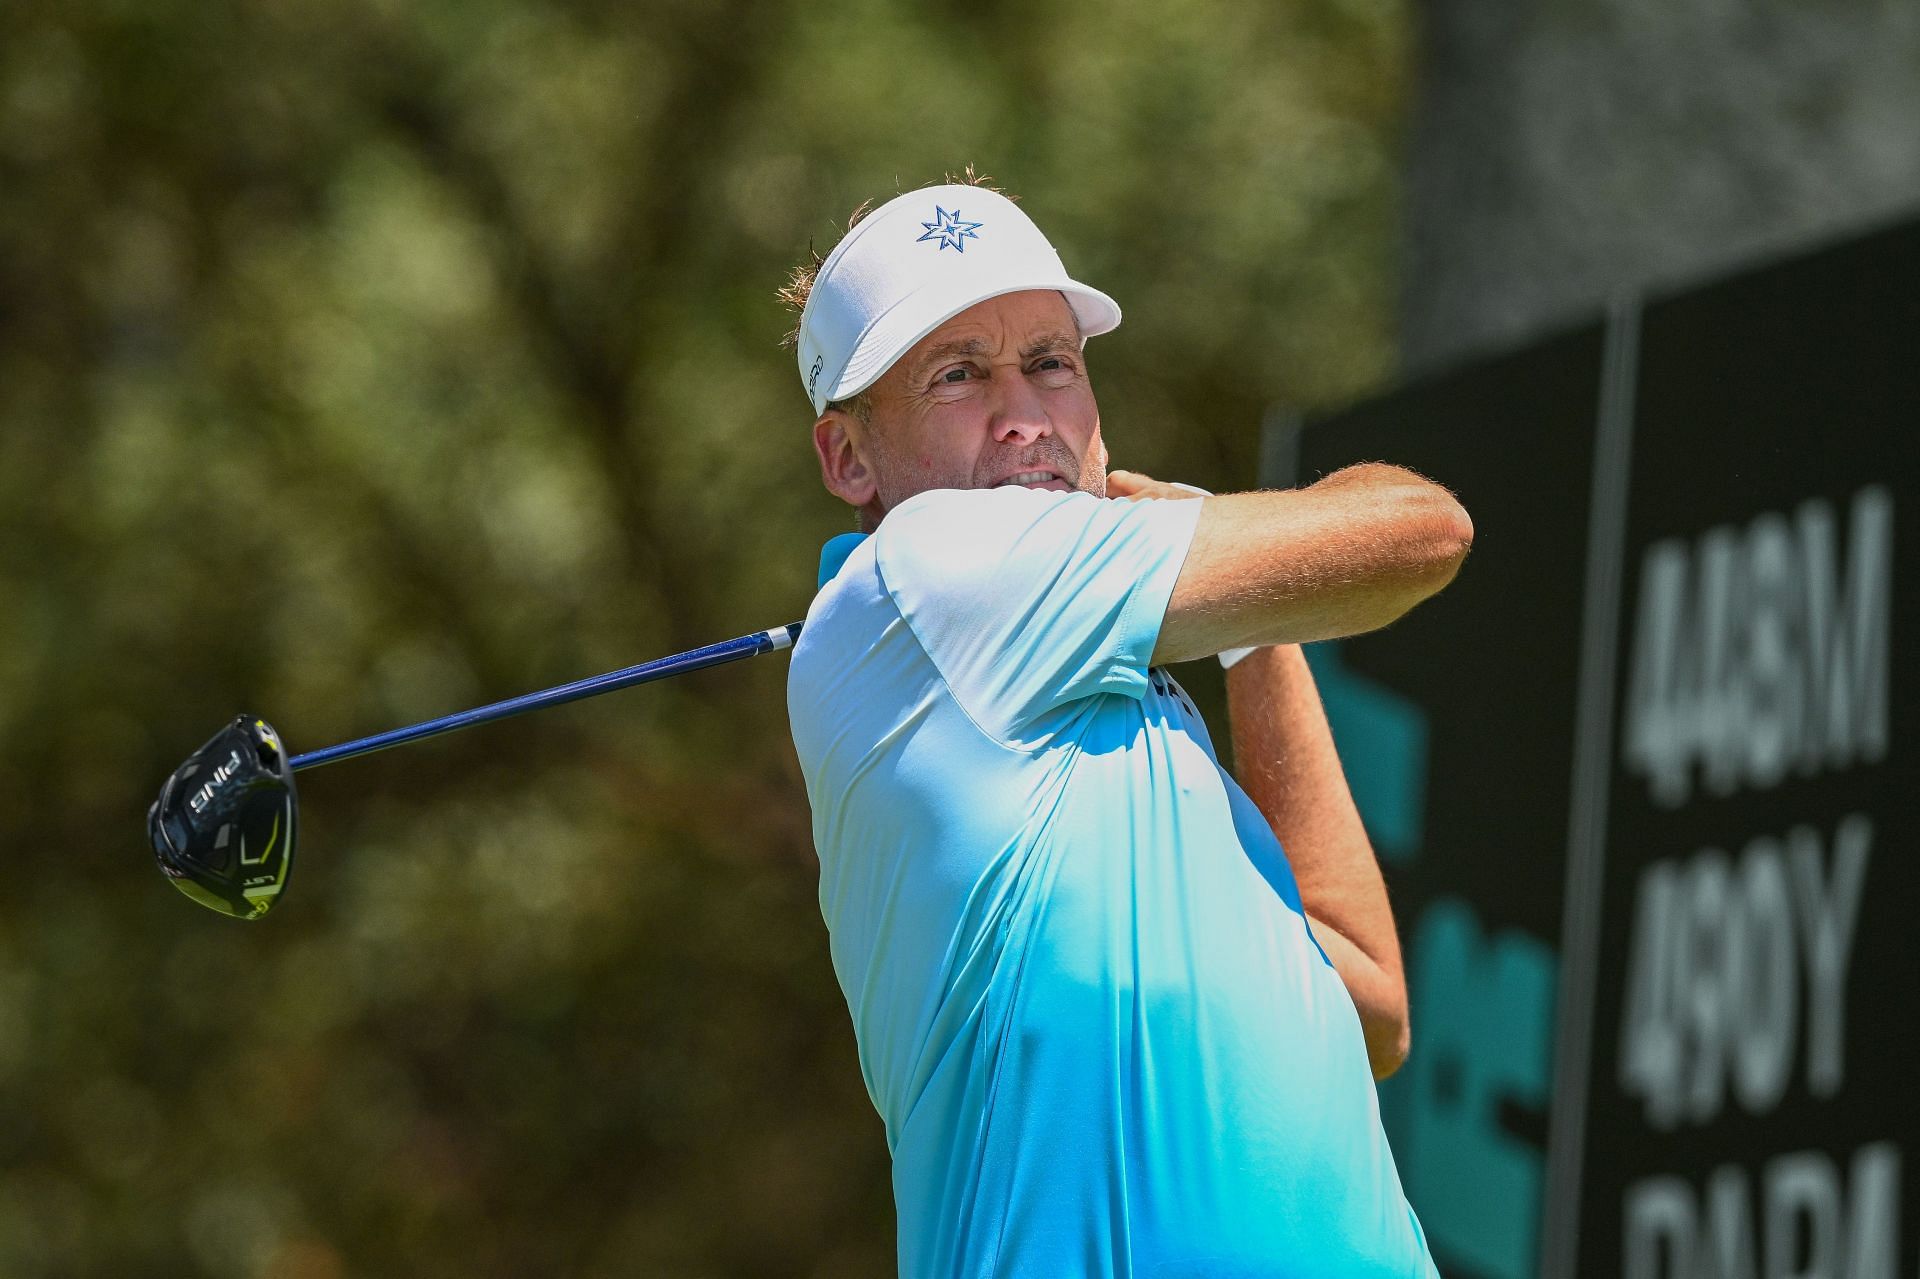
[1079,457,1108,499]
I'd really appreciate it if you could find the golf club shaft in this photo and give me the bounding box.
[288,622,804,772]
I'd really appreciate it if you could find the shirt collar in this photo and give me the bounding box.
[817,531,869,589]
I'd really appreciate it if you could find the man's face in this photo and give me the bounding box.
[813,290,1108,524]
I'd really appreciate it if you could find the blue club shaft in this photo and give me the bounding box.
[288,622,804,773]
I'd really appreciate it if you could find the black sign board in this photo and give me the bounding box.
[1276,219,1917,1279]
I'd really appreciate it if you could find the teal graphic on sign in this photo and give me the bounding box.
[1310,641,1557,1279]
[1304,645,1427,862]
[1397,901,1555,1279]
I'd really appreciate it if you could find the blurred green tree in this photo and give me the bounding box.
[0,0,1407,1272]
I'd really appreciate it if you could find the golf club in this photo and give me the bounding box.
[147,622,803,920]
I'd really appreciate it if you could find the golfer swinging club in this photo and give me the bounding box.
[783,178,1469,1276]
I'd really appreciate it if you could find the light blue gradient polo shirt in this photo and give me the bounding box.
[787,486,1434,1278]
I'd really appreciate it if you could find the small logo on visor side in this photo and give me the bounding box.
[917,206,982,253]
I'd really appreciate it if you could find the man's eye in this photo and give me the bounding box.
[940,367,970,383]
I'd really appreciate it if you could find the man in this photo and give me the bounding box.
[782,179,1471,1277]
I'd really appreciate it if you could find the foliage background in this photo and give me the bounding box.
[0,0,1408,1273]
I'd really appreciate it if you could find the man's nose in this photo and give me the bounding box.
[989,374,1051,445]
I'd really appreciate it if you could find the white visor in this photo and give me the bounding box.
[795,184,1121,414]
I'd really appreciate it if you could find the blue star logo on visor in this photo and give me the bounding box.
[916,206,982,253]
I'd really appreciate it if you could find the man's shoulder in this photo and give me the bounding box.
[792,489,1080,695]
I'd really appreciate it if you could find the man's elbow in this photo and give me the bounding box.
[1332,463,1474,566]
[1373,487,1473,628]
[1351,965,1411,1080]
[1368,1010,1412,1081]
[1408,485,1474,594]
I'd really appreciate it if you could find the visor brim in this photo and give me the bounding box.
[819,278,1121,412]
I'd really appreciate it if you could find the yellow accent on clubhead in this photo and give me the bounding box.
[239,812,280,867]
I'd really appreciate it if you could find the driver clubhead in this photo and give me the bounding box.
[148,715,297,919]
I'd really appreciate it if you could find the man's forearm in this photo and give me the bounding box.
[1227,644,1410,1079]
[1151,465,1472,666]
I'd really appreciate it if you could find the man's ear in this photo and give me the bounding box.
[813,410,879,510]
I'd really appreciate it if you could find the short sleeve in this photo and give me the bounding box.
[873,486,1202,738]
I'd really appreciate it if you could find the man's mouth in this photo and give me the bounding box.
[995,469,1071,491]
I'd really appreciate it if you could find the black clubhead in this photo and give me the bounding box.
[148,716,297,919]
